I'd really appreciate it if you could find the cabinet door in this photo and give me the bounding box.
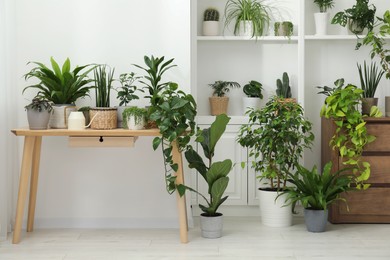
[196,124,248,206]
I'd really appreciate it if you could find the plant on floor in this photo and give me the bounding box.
[116,72,143,106]
[243,80,263,98]
[276,72,292,98]
[313,0,335,13]
[357,10,390,79]
[224,0,272,38]
[23,57,95,104]
[331,0,376,34]
[320,80,375,189]
[133,55,176,107]
[238,96,314,190]
[151,82,197,194]
[179,114,232,216]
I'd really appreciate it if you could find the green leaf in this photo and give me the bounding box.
[152,137,162,150]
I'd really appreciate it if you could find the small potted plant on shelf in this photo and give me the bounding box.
[357,61,385,115]
[181,114,232,238]
[331,0,376,35]
[209,80,240,115]
[238,96,314,227]
[313,0,335,35]
[242,80,263,114]
[274,21,293,38]
[116,72,143,128]
[122,106,147,130]
[203,7,220,36]
[23,57,95,129]
[276,72,295,102]
[279,162,357,232]
[24,96,53,130]
[90,64,117,129]
[224,0,273,38]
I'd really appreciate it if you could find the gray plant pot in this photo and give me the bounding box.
[200,213,223,239]
[27,108,51,130]
[304,208,328,232]
[361,97,378,116]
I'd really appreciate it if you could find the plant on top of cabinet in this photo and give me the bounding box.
[209,81,240,115]
[224,0,272,38]
[23,57,95,128]
[279,162,357,232]
[122,106,147,130]
[274,21,293,37]
[116,72,144,127]
[89,65,117,129]
[151,82,197,195]
[357,61,385,115]
[331,0,376,35]
[276,72,294,101]
[313,0,334,35]
[24,96,53,130]
[357,10,390,79]
[319,79,376,189]
[203,8,220,36]
[181,114,232,238]
[238,96,314,227]
[242,80,263,114]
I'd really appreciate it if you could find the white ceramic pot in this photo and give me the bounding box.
[238,21,253,37]
[203,21,219,36]
[258,188,292,227]
[314,12,329,36]
[49,105,77,129]
[125,115,145,130]
[242,97,261,114]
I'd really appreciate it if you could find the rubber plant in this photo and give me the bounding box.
[150,82,197,194]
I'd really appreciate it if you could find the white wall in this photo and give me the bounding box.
[10,0,191,229]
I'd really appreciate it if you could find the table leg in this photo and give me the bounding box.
[27,136,42,232]
[172,142,188,243]
[12,136,36,244]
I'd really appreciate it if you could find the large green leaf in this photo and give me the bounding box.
[206,159,232,194]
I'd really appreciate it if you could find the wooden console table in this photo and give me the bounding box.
[11,128,188,244]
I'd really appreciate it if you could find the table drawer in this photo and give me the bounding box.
[365,124,390,152]
[68,136,137,147]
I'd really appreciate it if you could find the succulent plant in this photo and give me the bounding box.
[204,8,219,21]
[276,72,292,98]
[243,80,263,98]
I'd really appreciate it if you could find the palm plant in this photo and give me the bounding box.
[357,61,385,98]
[93,65,115,107]
[224,0,272,38]
[23,57,95,104]
[313,0,334,13]
[209,81,240,97]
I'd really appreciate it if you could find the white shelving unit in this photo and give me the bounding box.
[190,0,390,212]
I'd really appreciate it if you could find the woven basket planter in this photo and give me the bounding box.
[89,107,118,129]
[209,96,229,116]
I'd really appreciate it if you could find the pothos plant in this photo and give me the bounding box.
[150,82,197,194]
[319,79,379,189]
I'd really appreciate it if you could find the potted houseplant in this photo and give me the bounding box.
[357,61,385,115]
[89,64,117,129]
[224,0,272,38]
[116,72,143,127]
[279,162,356,232]
[331,0,376,35]
[24,96,53,130]
[23,57,95,128]
[242,80,263,114]
[238,96,314,227]
[122,106,147,130]
[209,80,240,115]
[276,72,295,102]
[203,8,220,36]
[151,82,197,195]
[313,0,335,35]
[274,21,293,37]
[181,114,232,238]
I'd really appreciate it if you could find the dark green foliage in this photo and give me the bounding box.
[313,0,335,13]
[24,96,53,113]
[116,72,143,106]
[23,57,95,104]
[93,65,115,107]
[276,72,292,98]
[122,107,147,128]
[243,80,263,98]
[357,61,385,98]
[209,81,240,97]
[204,8,219,21]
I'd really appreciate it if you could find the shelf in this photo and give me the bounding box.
[304,35,361,40]
[197,36,298,43]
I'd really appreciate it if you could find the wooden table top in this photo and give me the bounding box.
[11,128,161,137]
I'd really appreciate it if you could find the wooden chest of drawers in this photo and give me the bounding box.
[321,117,390,223]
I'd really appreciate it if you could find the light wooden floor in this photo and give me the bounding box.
[1,217,390,259]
